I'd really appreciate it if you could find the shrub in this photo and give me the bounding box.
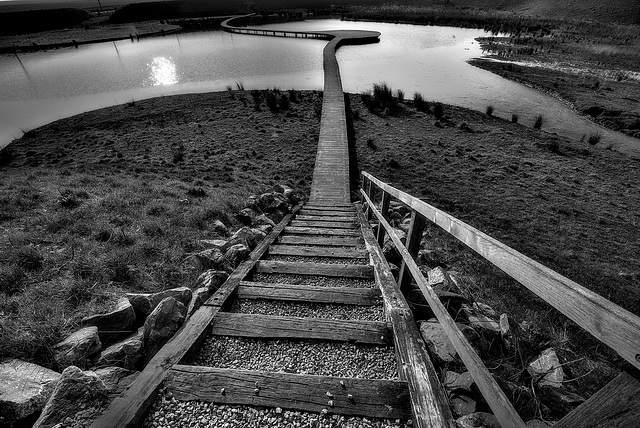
[372,82,396,112]
[0,146,13,166]
[250,90,262,111]
[288,89,298,103]
[235,81,244,90]
[396,89,404,103]
[413,92,429,112]
[533,115,543,129]
[266,91,278,112]
[171,142,185,163]
[485,105,494,116]
[225,85,234,99]
[187,187,207,197]
[278,94,290,110]
[433,102,444,120]
[511,113,519,123]
[587,132,602,145]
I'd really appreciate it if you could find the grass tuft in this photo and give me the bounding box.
[485,105,494,116]
[587,132,602,145]
[413,92,429,113]
[511,113,519,123]
[533,115,544,129]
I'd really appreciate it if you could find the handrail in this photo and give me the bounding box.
[221,15,334,40]
[360,189,527,428]
[361,171,640,372]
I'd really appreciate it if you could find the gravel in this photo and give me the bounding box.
[194,337,398,379]
[266,255,369,265]
[252,273,376,288]
[144,391,411,428]
[230,299,385,321]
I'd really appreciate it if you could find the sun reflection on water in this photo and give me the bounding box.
[148,57,177,86]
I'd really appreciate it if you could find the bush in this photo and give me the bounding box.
[278,94,290,110]
[372,82,397,112]
[187,187,207,198]
[288,89,298,103]
[534,115,544,129]
[171,142,185,163]
[485,105,494,116]
[266,91,278,112]
[0,146,13,167]
[587,133,602,145]
[433,102,444,120]
[413,92,429,112]
[396,89,404,103]
[250,90,262,111]
[511,113,519,123]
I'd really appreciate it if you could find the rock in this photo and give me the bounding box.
[211,219,228,236]
[186,287,211,318]
[142,297,187,364]
[236,208,256,226]
[256,224,274,235]
[528,348,564,388]
[419,320,457,363]
[458,324,490,358]
[228,226,258,250]
[451,393,477,417]
[254,214,276,228]
[126,286,193,320]
[463,303,501,335]
[198,239,231,252]
[195,269,229,292]
[445,371,474,392]
[225,243,250,267]
[93,367,139,396]
[33,366,109,428]
[427,267,458,292]
[192,248,231,272]
[382,228,406,265]
[456,412,500,428]
[538,385,585,414]
[96,329,143,370]
[53,326,101,369]
[499,313,520,352]
[81,297,137,345]
[250,227,267,241]
[526,420,551,427]
[0,359,61,422]
[388,262,400,279]
[273,183,292,194]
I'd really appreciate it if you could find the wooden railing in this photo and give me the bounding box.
[360,171,640,427]
[221,15,333,40]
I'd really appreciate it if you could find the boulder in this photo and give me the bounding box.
[127,286,193,320]
[236,208,256,226]
[382,228,406,265]
[142,297,187,364]
[81,297,137,345]
[528,348,564,388]
[225,243,250,267]
[444,371,474,393]
[228,227,259,250]
[463,303,500,335]
[33,366,109,428]
[419,320,457,364]
[195,270,229,292]
[250,227,267,241]
[427,267,458,292]
[93,367,139,396]
[53,326,101,369]
[254,214,276,228]
[451,393,477,417]
[186,287,211,318]
[96,329,143,370]
[198,239,231,252]
[0,359,61,422]
[456,412,500,428]
[211,219,229,236]
[256,224,274,235]
[192,248,231,272]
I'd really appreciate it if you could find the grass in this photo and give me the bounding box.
[413,92,429,113]
[587,133,603,145]
[511,113,519,123]
[533,115,544,129]
[485,105,494,116]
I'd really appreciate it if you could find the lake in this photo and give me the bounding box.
[1,19,637,156]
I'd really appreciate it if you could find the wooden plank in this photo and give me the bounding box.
[285,226,361,236]
[554,371,640,428]
[361,189,527,428]
[297,215,356,222]
[278,235,362,247]
[237,281,381,305]
[355,203,456,428]
[398,211,426,293]
[290,220,358,229]
[362,171,640,371]
[256,260,373,278]
[377,192,391,247]
[166,366,411,419]
[269,245,368,258]
[210,313,392,345]
[303,205,355,212]
[90,206,302,428]
[300,209,356,217]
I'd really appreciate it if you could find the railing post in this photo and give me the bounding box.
[360,174,368,205]
[366,179,374,221]
[398,210,426,294]
[377,192,391,247]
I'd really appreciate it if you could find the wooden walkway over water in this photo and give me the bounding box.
[222,16,380,205]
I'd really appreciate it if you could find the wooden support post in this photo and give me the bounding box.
[360,174,368,205]
[377,192,391,247]
[398,211,426,294]
[366,179,374,221]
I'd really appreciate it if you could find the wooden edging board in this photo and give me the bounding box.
[361,190,527,428]
[362,171,640,371]
[89,205,301,428]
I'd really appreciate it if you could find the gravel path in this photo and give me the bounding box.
[266,255,370,265]
[144,391,411,427]
[194,337,398,379]
[252,273,376,288]
[230,299,384,321]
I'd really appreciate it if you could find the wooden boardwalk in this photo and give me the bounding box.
[222,16,380,205]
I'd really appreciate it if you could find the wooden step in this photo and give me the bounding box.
[256,260,373,278]
[269,245,369,259]
[290,220,358,229]
[210,313,392,345]
[167,366,412,419]
[237,281,381,305]
[278,236,363,247]
[296,215,357,222]
[300,209,357,217]
[304,205,355,212]
[284,226,361,236]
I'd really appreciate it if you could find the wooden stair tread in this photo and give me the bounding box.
[269,245,368,258]
[237,281,381,305]
[209,313,392,345]
[278,236,363,247]
[290,220,358,229]
[166,366,411,419]
[303,205,355,212]
[284,226,361,236]
[256,260,373,278]
[300,209,357,217]
[296,215,357,222]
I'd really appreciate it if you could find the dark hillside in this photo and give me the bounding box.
[0,8,92,36]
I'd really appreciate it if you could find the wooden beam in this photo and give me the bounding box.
[284,226,361,236]
[90,206,302,428]
[210,313,392,345]
[166,366,412,419]
[304,205,354,212]
[300,209,357,217]
[362,171,640,371]
[361,190,527,428]
[269,244,368,258]
[355,203,456,428]
[256,260,373,278]
[554,371,640,428]
[377,192,391,247]
[290,220,358,229]
[398,211,426,293]
[278,235,363,247]
[237,281,381,305]
[296,215,356,222]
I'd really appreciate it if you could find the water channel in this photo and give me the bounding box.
[1,19,637,156]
